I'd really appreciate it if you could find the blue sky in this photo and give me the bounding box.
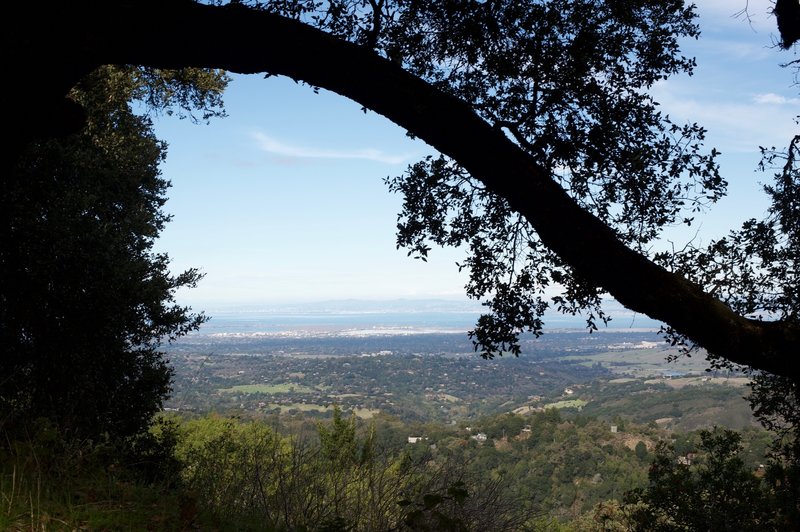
[152,1,798,312]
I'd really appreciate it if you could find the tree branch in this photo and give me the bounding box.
[7,0,800,380]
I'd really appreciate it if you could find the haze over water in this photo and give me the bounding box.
[193,299,662,337]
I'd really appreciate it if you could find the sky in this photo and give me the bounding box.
[151,1,798,312]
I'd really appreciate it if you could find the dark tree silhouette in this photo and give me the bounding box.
[775,0,800,49]
[625,428,778,531]
[4,0,799,383]
[2,64,226,440]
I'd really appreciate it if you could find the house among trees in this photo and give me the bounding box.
[471,432,488,443]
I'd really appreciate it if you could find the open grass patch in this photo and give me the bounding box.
[543,399,588,410]
[557,349,711,378]
[437,393,461,403]
[218,383,316,394]
[352,408,380,419]
[265,404,379,419]
[266,403,330,413]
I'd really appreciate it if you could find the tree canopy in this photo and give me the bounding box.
[625,427,785,530]
[4,0,799,384]
[1,64,227,440]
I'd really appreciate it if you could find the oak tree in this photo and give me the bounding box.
[625,428,779,530]
[5,0,798,382]
[1,64,227,440]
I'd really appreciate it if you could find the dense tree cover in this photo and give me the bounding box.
[166,346,608,422]
[625,427,783,531]
[0,403,782,529]
[1,65,227,441]
[125,410,786,528]
[176,408,534,530]
[146,410,581,528]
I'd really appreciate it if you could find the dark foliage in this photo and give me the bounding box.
[376,1,722,355]
[775,0,800,49]
[625,427,776,531]
[1,65,227,442]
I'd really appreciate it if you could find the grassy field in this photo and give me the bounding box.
[543,399,588,410]
[266,403,329,413]
[352,407,380,419]
[643,376,750,389]
[512,405,544,415]
[558,348,712,378]
[428,393,461,403]
[218,383,317,394]
[265,403,379,419]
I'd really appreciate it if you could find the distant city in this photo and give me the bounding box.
[189,298,663,338]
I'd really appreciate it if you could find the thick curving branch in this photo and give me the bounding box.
[7,1,800,380]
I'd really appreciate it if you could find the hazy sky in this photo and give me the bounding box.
[152,1,798,310]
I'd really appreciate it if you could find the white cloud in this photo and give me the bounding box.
[252,131,411,164]
[753,92,800,105]
[650,80,796,153]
